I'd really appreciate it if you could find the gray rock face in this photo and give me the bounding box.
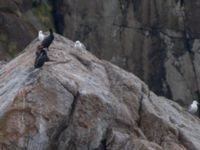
[58,0,200,106]
[0,34,200,150]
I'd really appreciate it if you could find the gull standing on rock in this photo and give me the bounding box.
[188,100,199,114]
[74,40,86,50]
[38,30,45,42]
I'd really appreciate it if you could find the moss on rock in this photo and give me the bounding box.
[32,2,53,29]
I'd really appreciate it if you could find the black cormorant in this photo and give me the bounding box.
[41,29,54,50]
[34,49,49,68]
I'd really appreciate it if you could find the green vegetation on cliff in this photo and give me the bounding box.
[32,2,53,29]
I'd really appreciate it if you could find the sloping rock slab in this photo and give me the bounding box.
[0,34,199,150]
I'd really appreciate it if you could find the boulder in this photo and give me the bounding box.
[0,34,200,150]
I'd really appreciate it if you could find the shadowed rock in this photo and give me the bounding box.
[0,34,199,150]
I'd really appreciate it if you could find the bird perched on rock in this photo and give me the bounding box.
[74,40,86,50]
[40,28,54,50]
[188,100,199,114]
[34,49,49,68]
[38,30,45,42]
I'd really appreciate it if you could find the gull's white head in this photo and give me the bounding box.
[75,41,81,45]
[39,30,43,34]
[74,41,82,48]
[193,100,199,105]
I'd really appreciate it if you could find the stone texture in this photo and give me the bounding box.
[58,0,200,106]
[0,34,200,149]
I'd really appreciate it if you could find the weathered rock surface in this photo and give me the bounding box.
[58,0,200,106]
[0,34,200,150]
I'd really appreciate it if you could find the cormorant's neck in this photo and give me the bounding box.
[49,29,53,34]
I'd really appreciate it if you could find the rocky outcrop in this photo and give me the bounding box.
[0,34,200,150]
[1,0,199,106]
[57,0,200,106]
[0,0,52,60]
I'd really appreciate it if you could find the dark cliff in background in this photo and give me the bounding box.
[0,0,200,106]
[50,0,200,106]
[0,0,52,60]
[48,0,64,35]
